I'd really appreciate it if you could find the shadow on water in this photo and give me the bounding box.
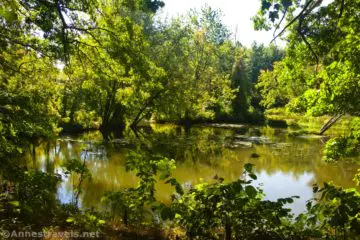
[24,124,360,215]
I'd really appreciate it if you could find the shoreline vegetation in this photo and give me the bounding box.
[7,117,358,239]
[59,107,354,137]
[1,0,360,239]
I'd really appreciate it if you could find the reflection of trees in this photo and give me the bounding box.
[124,125,236,166]
[310,161,360,190]
[252,140,323,177]
[27,125,360,210]
[252,136,360,190]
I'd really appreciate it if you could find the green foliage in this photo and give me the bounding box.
[323,118,360,161]
[150,6,237,123]
[57,0,167,129]
[1,148,359,239]
[101,150,179,226]
[102,189,147,226]
[63,158,91,177]
[254,0,360,162]
[255,0,360,117]
[126,150,176,202]
[168,164,300,239]
[1,0,359,237]
[256,45,316,110]
[323,137,358,162]
[125,161,359,239]
[63,158,92,205]
[0,160,102,233]
[0,49,61,157]
[0,168,61,230]
[257,61,289,109]
[301,183,360,239]
[227,43,284,122]
[66,210,105,232]
[354,170,360,186]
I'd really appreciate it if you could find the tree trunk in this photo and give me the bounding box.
[319,113,344,135]
[130,90,165,127]
[61,92,68,118]
[225,216,232,240]
[102,80,117,128]
[109,103,126,128]
[69,81,84,124]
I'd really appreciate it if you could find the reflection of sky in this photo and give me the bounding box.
[56,169,73,204]
[57,179,73,204]
[39,155,46,172]
[254,170,314,215]
[30,126,358,215]
[56,171,85,208]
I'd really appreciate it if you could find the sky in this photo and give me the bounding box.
[158,0,333,47]
[158,0,279,47]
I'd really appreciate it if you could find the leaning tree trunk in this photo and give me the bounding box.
[319,113,344,135]
[130,90,165,128]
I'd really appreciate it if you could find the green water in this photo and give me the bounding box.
[25,124,360,214]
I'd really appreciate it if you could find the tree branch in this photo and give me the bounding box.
[297,18,319,64]
[271,0,315,43]
[338,0,345,19]
[273,8,288,39]
[0,33,52,58]
[55,0,70,63]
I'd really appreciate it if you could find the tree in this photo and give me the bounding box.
[254,0,360,160]
[254,0,360,117]
[56,0,167,130]
[256,45,315,110]
[150,6,236,124]
[0,46,61,158]
[231,43,284,122]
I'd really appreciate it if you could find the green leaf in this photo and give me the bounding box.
[261,0,272,11]
[269,11,279,22]
[232,181,243,192]
[249,173,257,180]
[9,201,19,207]
[281,0,293,8]
[160,206,175,220]
[98,220,106,225]
[244,163,254,173]
[245,185,257,198]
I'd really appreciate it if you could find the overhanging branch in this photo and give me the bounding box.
[271,0,315,43]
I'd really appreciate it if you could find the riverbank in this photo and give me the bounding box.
[266,108,356,136]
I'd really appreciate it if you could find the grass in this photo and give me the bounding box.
[265,108,354,137]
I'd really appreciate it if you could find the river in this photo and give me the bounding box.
[24,124,360,215]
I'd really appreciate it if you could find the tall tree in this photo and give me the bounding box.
[150,6,236,124]
[254,0,360,160]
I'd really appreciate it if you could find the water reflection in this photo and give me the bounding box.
[25,124,360,214]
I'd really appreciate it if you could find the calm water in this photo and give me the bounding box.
[25,124,360,214]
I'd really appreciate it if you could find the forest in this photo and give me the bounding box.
[0,0,360,239]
